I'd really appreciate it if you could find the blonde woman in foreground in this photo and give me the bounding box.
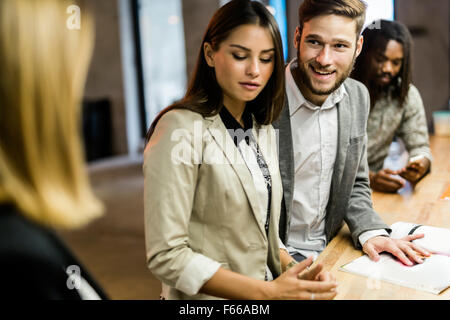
[0,0,106,299]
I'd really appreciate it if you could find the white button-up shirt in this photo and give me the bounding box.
[284,59,388,260]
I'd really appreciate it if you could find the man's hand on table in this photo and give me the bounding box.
[369,169,405,193]
[395,157,430,183]
[362,234,431,266]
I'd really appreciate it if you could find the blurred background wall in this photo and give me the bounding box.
[395,0,449,131]
[84,0,128,156]
[81,0,448,162]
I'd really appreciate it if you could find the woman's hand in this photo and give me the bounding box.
[267,256,338,300]
[297,257,336,283]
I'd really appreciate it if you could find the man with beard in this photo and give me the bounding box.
[275,0,430,268]
[351,20,432,193]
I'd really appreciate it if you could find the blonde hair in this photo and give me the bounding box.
[0,0,103,229]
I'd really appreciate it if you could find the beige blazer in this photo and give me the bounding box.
[143,109,283,300]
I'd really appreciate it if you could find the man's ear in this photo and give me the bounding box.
[294,26,301,50]
[355,35,364,58]
[204,42,215,67]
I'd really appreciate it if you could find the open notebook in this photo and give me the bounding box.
[339,222,450,295]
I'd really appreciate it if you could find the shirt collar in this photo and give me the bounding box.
[219,106,254,147]
[285,58,347,116]
[219,106,253,131]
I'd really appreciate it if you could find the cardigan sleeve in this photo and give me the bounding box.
[396,85,432,164]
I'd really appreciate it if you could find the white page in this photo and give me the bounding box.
[341,253,450,294]
[390,222,450,255]
[411,226,450,255]
[340,221,450,294]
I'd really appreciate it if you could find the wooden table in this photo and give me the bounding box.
[315,136,450,299]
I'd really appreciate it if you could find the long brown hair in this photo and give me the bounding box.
[352,19,413,108]
[146,0,285,142]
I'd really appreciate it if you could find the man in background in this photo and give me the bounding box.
[352,19,432,193]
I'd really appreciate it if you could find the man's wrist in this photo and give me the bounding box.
[359,229,390,247]
[369,171,376,184]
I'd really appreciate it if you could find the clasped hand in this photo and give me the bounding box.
[370,157,430,193]
[396,157,430,183]
[269,256,338,300]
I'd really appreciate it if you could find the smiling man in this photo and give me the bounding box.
[352,20,432,193]
[274,0,430,268]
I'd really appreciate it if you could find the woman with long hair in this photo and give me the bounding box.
[0,0,106,299]
[144,0,337,300]
[352,20,432,192]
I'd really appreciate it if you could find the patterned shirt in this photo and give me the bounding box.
[367,84,432,172]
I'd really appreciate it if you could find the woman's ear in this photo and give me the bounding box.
[204,42,215,67]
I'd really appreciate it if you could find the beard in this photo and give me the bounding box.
[374,73,399,90]
[296,49,358,97]
[369,73,400,101]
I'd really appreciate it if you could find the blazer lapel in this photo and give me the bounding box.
[253,122,282,221]
[205,115,267,239]
[272,100,294,241]
[256,124,283,277]
[330,96,351,204]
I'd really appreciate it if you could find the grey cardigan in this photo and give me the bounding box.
[274,78,390,249]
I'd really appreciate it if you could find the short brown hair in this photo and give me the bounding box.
[298,0,367,36]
